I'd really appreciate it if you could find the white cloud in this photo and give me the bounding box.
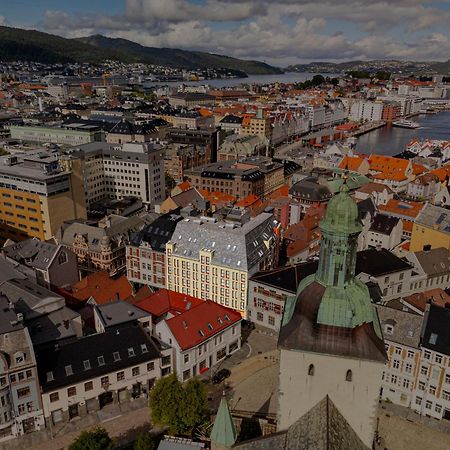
[35,0,450,65]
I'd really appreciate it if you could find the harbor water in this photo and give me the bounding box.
[356,111,450,156]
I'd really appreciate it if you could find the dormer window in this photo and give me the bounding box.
[46,371,54,382]
[346,369,353,382]
[83,360,91,370]
[384,324,394,335]
[128,348,135,357]
[14,352,25,364]
[58,251,68,265]
[65,365,73,376]
[98,356,105,366]
[113,352,121,361]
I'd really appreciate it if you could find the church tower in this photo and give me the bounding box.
[278,181,386,447]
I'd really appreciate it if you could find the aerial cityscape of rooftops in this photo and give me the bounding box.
[1,1,450,449]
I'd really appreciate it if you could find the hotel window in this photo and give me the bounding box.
[425,400,432,410]
[84,381,93,392]
[405,363,412,373]
[132,367,140,377]
[420,366,428,375]
[407,350,415,359]
[416,396,422,406]
[393,360,400,369]
[117,371,125,381]
[147,362,155,372]
[50,392,59,403]
[436,404,442,414]
[430,386,437,395]
[423,350,431,360]
[435,355,443,364]
[394,347,402,355]
[443,391,450,401]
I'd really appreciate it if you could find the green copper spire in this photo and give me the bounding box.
[314,179,379,331]
[210,396,237,449]
[316,180,361,287]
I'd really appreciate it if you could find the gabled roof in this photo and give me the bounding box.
[136,289,203,319]
[369,214,400,235]
[63,271,133,305]
[2,238,60,270]
[165,300,241,351]
[376,305,422,348]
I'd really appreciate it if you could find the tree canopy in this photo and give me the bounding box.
[69,427,113,450]
[149,374,209,435]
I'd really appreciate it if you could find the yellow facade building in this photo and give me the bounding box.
[165,213,280,317]
[0,153,86,243]
[410,204,450,252]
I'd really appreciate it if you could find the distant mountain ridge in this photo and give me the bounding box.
[286,59,450,74]
[77,35,283,75]
[0,25,282,75]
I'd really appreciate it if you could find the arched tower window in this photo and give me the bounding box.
[346,369,353,382]
[308,364,315,376]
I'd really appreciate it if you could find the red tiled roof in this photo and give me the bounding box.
[136,289,203,319]
[63,271,133,305]
[166,300,241,351]
[402,288,450,313]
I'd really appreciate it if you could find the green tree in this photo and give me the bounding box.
[69,427,113,450]
[181,378,209,430]
[165,172,176,191]
[134,431,157,450]
[150,373,186,434]
[149,374,209,435]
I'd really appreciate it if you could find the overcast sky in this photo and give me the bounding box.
[2,0,450,66]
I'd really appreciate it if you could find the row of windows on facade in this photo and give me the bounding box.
[47,345,161,382]
[308,364,353,382]
[49,362,158,403]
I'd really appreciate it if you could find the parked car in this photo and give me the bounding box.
[212,368,231,384]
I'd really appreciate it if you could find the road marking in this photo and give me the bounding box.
[101,415,122,423]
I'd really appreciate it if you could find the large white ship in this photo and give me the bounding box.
[392,119,420,129]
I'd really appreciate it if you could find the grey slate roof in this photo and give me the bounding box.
[289,179,332,202]
[234,396,369,449]
[376,305,422,348]
[415,203,450,233]
[95,300,149,329]
[413,247,450,277]
[56,215,145,252]
[27,306,80,346]
[2,238,59,270]
[0,277,65,320]
[169,213,277,271]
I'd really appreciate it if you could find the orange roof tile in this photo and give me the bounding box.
[339,155,366,171]
[64,271,133,305]
[378,199,424,219]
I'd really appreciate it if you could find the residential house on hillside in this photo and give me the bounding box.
[407,173,440,201]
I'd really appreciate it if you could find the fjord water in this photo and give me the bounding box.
[356,111,450,156]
